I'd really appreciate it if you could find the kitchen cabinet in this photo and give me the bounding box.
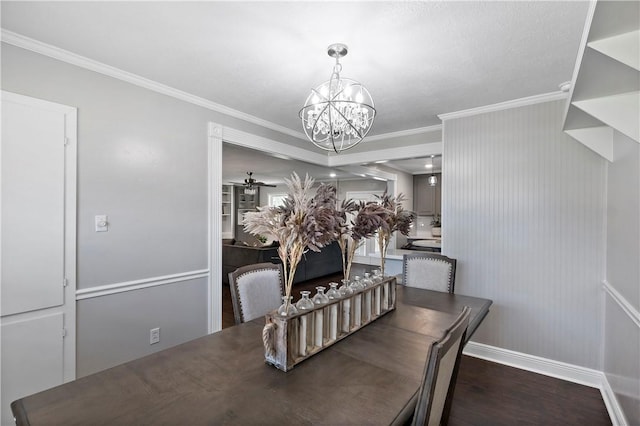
[413,173,441,216]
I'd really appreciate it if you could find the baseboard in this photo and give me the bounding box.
[600,375,629,426]
[463,341,628,425]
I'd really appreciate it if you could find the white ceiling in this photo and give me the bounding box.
[1,1,589,177]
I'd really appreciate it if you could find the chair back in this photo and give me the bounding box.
[402,253,457,293]
[412,306,470,426]
[228,263,284,324]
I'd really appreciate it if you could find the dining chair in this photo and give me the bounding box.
[228,262,284,324]
[402,253,457,293]
[412,306,470,426]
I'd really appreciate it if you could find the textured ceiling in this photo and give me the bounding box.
[1,1,589,179]
[1,1,589,140]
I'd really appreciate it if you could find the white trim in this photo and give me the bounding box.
[1,30,444,147]
[363,124,443,142]
[328,142,443,167]
[601,373,630,426]
[2,90,74,113]
[63,98,78,383]
[438,91,568,121]
[220,126,327,166]
[1,29,306,141]
[463,341,602,388]
[562,0,598,125]
[75,269,209,300]
[463,341,629,425]
[208,123,223,333]
[602,280,640,328]
[341,165,397,182]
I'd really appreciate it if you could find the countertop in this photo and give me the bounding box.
[369,248,432,260]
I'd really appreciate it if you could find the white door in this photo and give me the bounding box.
[1,91,77,425]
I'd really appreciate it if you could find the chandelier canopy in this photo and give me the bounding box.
[299,43,376,154]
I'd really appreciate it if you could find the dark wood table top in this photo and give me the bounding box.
[12,286,492,426]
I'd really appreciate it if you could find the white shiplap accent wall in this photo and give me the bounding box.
[443,100,606,369]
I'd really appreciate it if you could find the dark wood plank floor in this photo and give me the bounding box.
[221,269,611,426]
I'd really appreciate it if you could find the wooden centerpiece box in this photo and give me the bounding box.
[262,276,397,371]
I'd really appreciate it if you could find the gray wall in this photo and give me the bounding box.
[443,100,606,369]
[604,131,640,424]
[0,44,299,376]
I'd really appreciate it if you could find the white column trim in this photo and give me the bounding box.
[75,269,209,300]
[208,122,223,333]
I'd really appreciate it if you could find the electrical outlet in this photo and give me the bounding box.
[150,327,160,345]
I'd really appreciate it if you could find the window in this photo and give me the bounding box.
[268,193,287,207]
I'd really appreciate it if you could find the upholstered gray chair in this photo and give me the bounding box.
[228,263,284,324]
[402,253,457,293]
[412,306,470,426]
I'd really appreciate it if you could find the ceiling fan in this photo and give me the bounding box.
[233,172,276,194]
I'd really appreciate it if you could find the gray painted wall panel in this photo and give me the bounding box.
[604,296,640,425]
[2,44,210,286]
[607,132,640,310]
[604,130,640,424]
[77,278,208,377]
[1,44,296,374]
[443,100,606,369]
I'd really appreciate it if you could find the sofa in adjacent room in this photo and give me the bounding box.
[222,240,343,285]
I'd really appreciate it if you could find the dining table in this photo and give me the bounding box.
[11,283,492,426]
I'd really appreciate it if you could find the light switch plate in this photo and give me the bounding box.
[95,215,108,232]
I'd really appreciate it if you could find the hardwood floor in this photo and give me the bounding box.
[221,270,611,425]
[449,356,611,426]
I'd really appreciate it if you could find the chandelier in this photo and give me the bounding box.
[299,43,376,153]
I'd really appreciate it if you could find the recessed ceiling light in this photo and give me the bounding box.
[374,160,388,164]
[425,163,433,169]
[329,172,337,178]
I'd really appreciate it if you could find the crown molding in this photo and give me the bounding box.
[438,91,569,121]
[328,142,442,167]
[1,29,308,141]
[364,124,442,142]
[3,30,567,155]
